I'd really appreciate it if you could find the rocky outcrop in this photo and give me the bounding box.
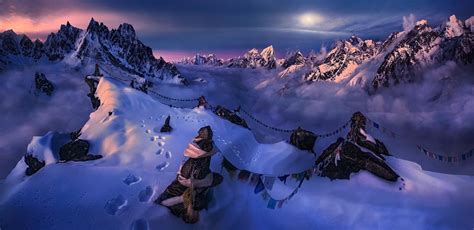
[213,105,249,129]
[34,72,55,96]
[43,22,82,61]
[160,115,173,132]
[24,154,45,176]
[59,139,102,162]
[85,75,101,110]
[315,112,399,182]
[289,127,317,153]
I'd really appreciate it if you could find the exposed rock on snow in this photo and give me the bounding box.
[316,112,398,181]
[289,127,317,153]
[24,154,45,176]
[160,115,173,132]
[59,139,102,162]
[34,72,55,96]
[213,105,249,129]
[316,137,399,181]
[85,75,101,110]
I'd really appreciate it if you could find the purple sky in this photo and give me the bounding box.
[1,0,473,60]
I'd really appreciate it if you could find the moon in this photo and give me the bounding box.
[299,13,322,27]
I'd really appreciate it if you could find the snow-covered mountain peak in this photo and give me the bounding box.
[465,16,474,32]
[444,15,466,38]
[260,45,275,59]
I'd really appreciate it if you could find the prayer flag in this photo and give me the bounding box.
[264,177,276,190]
[277,200,284,209]
[278,175,289,184]
[249,174,260,186]
[238,170,251,182]
[254,178,265,194]
[267,198,277,209]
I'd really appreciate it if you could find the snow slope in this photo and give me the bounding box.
[1,77,473,229]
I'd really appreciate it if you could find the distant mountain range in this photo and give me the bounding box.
[0,18,185,84]
[178,15,474,91]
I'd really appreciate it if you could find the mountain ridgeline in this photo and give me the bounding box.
[178,15,474,91]
[0,18,184,84]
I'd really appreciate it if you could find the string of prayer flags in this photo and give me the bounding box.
[416,145,474,163]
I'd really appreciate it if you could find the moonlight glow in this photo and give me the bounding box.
[299,13,323,27]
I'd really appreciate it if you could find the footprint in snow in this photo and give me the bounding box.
[145,129,151,134]
[130,219,149,230]
[150,136,159,141]
[138,186,154,202]
[165,151,172,159]
[156,149,164,155]
[158,141,165,147]
[123,174,142,186]
[156,162,170,171]
[104,195,128,215]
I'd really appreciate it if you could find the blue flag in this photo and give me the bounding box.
[254,178,265,194]
[267,198,277,209]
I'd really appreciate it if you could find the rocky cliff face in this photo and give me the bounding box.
[372,16,474,89]
[304,36,380,82]
[0,19,184,84]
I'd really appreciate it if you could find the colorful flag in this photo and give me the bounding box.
[264,177,276,190]
[267,198,277,209]
[277,200,285,209]
[238,170,251,182]
[249,173,260,186]
[262,191,270,201]
[278,175,289,184]
[254,178,265,194]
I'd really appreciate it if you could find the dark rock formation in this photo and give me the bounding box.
[34,72,55,96]
[282,51,305,68]
[213,105,249,129]
[130,79,152,93]
[24,154,45,176]
[197,96,208,108]
[315,112,399,182]
[289,127,317,153]
[85,76,100,110]
[347,112,390,158]
[160,115,173,132]
[59,139,102,162]
[316,138,399,181]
